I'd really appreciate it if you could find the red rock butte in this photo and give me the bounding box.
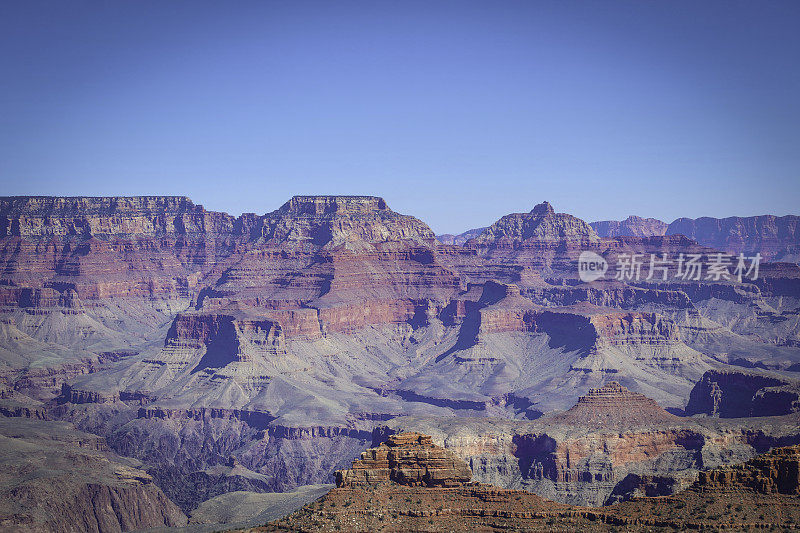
[552,381,679,428]
[335,432,472,488]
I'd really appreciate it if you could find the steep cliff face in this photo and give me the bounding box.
[698,443,800,494]
[0,417,187,532]
[667,214,800,261]
[685,369,800,417]
[591,216,669,238]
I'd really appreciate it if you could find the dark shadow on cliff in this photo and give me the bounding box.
[191,316,238,374]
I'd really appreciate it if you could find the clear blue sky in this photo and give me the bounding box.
[1,1,798,234]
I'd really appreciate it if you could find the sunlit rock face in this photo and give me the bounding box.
[336,432,472,488]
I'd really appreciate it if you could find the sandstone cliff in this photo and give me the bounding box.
[1,194,799,515]
[378,381,800,507]
[335,432,472,488]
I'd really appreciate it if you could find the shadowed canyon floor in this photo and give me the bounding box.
[1,195,799,529]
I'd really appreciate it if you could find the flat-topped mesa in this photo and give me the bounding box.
[552,381,679,427]
[335,432,472,488]
[697,444,800,495]
[470,201,600,245]
[278,195,388,216]
[0,195,196,216]
[258,195,436,246]
[0,195,235,238]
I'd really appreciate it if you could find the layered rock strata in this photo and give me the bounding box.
[2,195,800,515]
[259,442,800,532]
[335,432,472,488]
[667,214,800,261]
[550,381,679,427]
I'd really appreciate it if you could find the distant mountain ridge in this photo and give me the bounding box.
[440,211,799,263]
[590,215,668,238]
[436,227,486,245]
[666,214,800,262]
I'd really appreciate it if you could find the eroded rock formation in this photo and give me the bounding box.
[699,443,800,494]
[550,381,679,427]
[335,432,472,488]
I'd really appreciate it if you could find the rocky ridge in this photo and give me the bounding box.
[469,201,600,245]
[435,227,487,245]
[0,417,187,532]
[591,215,669,238]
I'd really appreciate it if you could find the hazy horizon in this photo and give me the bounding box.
[2,1,798,234]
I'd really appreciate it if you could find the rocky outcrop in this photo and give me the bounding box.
[335,432,472,488]
[254,195,436,247]
[591,216,669,238]
[379,400,800,506]
[685,370,800,417]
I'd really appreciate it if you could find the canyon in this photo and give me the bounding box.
[0,194,799,530]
